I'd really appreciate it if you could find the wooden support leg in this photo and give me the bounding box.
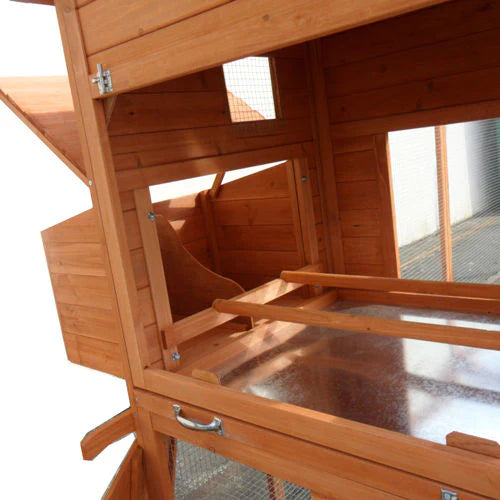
[136,408,175,500]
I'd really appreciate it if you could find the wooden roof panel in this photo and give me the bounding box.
[0,76,86,182]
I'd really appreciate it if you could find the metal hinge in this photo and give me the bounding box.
[441,489,458,500]
[91,64,113,95]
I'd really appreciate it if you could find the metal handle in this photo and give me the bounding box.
[173,404,224,435]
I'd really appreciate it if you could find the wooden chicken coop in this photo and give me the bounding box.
[1,0,500,498]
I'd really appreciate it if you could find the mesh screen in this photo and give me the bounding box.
[167,438,310,499]
[389,118,500,284]
[223,57,277,123]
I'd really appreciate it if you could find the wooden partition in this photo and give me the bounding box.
[42,210,128,376]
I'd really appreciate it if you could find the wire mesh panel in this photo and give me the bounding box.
[388,118,500,284]
[167,438,311,499]
[223,57,278,123]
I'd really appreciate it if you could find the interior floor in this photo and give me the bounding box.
[216,301,500,445]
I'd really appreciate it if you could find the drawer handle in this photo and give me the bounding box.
[173,404,224,435]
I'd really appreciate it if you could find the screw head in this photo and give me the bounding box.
[88,179,93,186]
[172,352,180,361]
[301,176,307,182]
[147,212,156,221]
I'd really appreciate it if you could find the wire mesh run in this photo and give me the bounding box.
[388,118,500,284]
[166,438,311,499]
[223,57,278,123]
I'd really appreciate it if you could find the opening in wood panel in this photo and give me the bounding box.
[223,56,280,123]
[388,118,500,284]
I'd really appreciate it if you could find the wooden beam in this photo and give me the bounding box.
[81,408,135,461]
[281,271,500,300]
[86,0,452,98]
[209,172,225,198]
[338,288,500,315]
[143,369,500,498]
[435,125,453,281]
[116,142,312,191]
[164,263,323,346]
[200,189,222,273]
[55,0,150,387]
[134,188,177,369]
[308,40,344,272]
[212,299,500,350]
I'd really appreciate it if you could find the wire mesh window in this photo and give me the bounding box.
[167,438,310,499]
[388,118,500,284]
[223,57,278,123]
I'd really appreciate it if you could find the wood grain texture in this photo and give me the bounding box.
[81,408,135,461]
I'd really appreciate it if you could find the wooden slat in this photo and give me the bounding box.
[281,271,500,300]
[116,143,312,191]
[103,440,144,500]
[42,210,100,243]
[144,369,500,499]
[81,408,135,460]
[212,299,500,350]
[308,40,344,272]
[134,188,174,367]
[165,263,322,345]
[79,0,232,55]
[213,198,295,226]
[216,225,298,252]
[44,241,106,276]
[86,0,451,97]
[435,125,453,281]
[338,288,500,315]
[335,150,377,182]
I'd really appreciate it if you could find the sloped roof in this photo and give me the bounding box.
[0,76,86,182]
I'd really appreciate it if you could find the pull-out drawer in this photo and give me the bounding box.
[135,389,488,499]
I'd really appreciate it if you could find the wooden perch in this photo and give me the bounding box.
[212,299,500,350]
[81,408,135,461]
[281,271,500,300]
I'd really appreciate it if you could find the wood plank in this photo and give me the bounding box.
[50,273,115,310]
[338,288,500,315]
[165,263,322,345]
[212,299,500,350]
[41,210,100,244]
[343,237,383,265]
[213,198,294,226]
[63,332,124,377]
[373,134,400,277]
[331,98,500,139]
[103,441,144,500]
[340,209,381,237]
[216,225,298,251]
[336,181,380,211]
[325,27,500,98]
[281,271,500,300]
[81,408,135,460]
[200,190,222,273]
[322,0,500,68]
[220,250,301,276]
[435,125,453,281]
[334,150,377,182]
[144,369,500,499]
[79,0,232,55]
[116,143,312,191]
[135,188,174,366]
[329,65,500,125]
[308,41,344,273]
[217,162,290,201]
[44,241,106,276]
[86,0,452,97]
[58,302,122,342]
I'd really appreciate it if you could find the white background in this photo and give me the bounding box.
[0,2,134,498]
